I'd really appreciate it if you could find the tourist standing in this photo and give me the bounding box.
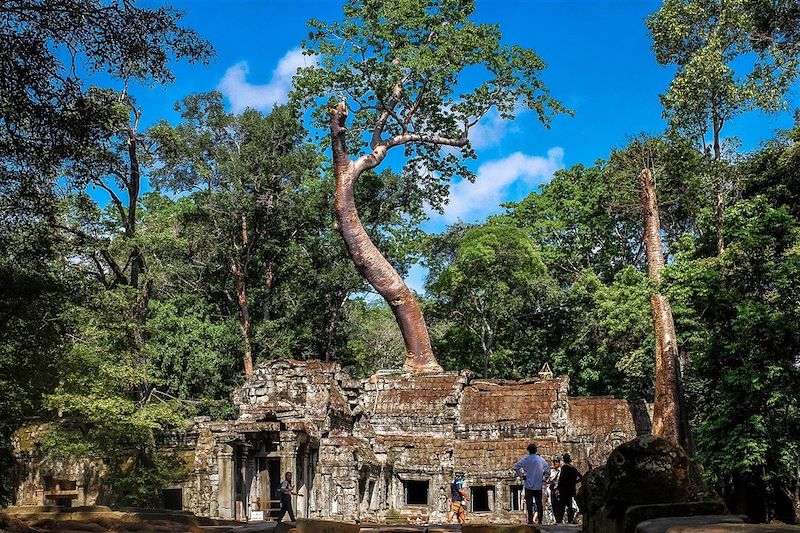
[547,455,562,524]
[557,453,583,524]
[276,471,298,523]
[513,443,551,525]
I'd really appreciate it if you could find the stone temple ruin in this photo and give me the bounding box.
[13,359,652,524]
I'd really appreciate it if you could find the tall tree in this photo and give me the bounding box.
[150,94,319,377]
[647,0,800,253]
[293,0,566,372]
[0,0,212,232]
[54,90,158,379]
[609,137,691,448]
[0,1,212,503]
[640,164,685,447]
[427,224,556,378]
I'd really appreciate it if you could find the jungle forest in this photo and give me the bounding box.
[1,0,799,530]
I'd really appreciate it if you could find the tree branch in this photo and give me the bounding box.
[92,178,127,222]
[388,131,469,148]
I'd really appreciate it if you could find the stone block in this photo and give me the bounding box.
[623,502,727,532]
[294,518,360,533]
[634,516,748,533]
[579,467,609,516]
[606,435,690,508]
[461,525,542,533]
[665,525,800,533]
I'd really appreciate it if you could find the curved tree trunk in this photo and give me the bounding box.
[640,168,685,447]
[330,103,442,373]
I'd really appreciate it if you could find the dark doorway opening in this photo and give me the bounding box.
[267,458,282,517]
[471,486,493,512]
[404,480,429,506]
[53,497,73,507]
[162,488,183,511]
[510,484,523,511]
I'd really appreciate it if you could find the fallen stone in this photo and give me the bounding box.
[634,516,800,533]
[461,525,542,533]
[623,502,728,532]
[664,524,800,533]
[606,435,690,508]
[579,466,609,516]
[297,518,359,533]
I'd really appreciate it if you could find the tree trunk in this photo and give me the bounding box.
[640,168,684,447]
[329,102,442,373]
[712,121,726,255]
[324,292,348,363]
[233,265,254,377]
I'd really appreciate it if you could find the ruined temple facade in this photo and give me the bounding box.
[13,360,651,523]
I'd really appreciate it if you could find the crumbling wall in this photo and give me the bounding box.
[11,359,648,525]
[11,425,106,508]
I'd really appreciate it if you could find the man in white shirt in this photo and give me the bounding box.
[513,443,552,525]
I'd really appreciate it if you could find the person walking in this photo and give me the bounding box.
[513,443,551,525]
[446,476,469,524]
[276,471,298,523]
[556,453,583,524]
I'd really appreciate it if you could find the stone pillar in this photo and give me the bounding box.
[217,444,234,520]
[296,449,309,518]
[279,432,299,517]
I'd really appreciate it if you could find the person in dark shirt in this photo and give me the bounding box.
[276,471,298,523]
[555,453,583,524]
[446,477,468,524]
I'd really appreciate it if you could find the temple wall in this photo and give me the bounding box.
[11,359,649,525]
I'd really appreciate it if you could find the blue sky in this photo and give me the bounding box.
[126,0,797,291]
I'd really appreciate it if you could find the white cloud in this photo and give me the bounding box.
[468,109,511,150]
[438,147,564,223]
[217,48,315,113]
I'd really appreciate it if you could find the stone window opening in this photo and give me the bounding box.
[510,484,524,511]
[162,488,183,511]
[53,497,73,507]
[470,486,494,513]
[403,480,429,506]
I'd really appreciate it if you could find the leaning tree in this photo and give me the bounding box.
[293,0,565,372]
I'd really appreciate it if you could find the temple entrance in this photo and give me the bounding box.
[266,458,281,518]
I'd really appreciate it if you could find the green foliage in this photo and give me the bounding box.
[427,224,559,378]
[648,0,800,143]
[345,300,406,377]
[0,223,71,504]
[558,267,655,398]
[665,195,800,508]
[293,0,567,212]
[107,450,191,508]
[146,295,242,403]
[43,288,189,456]
[0,0,212,234]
